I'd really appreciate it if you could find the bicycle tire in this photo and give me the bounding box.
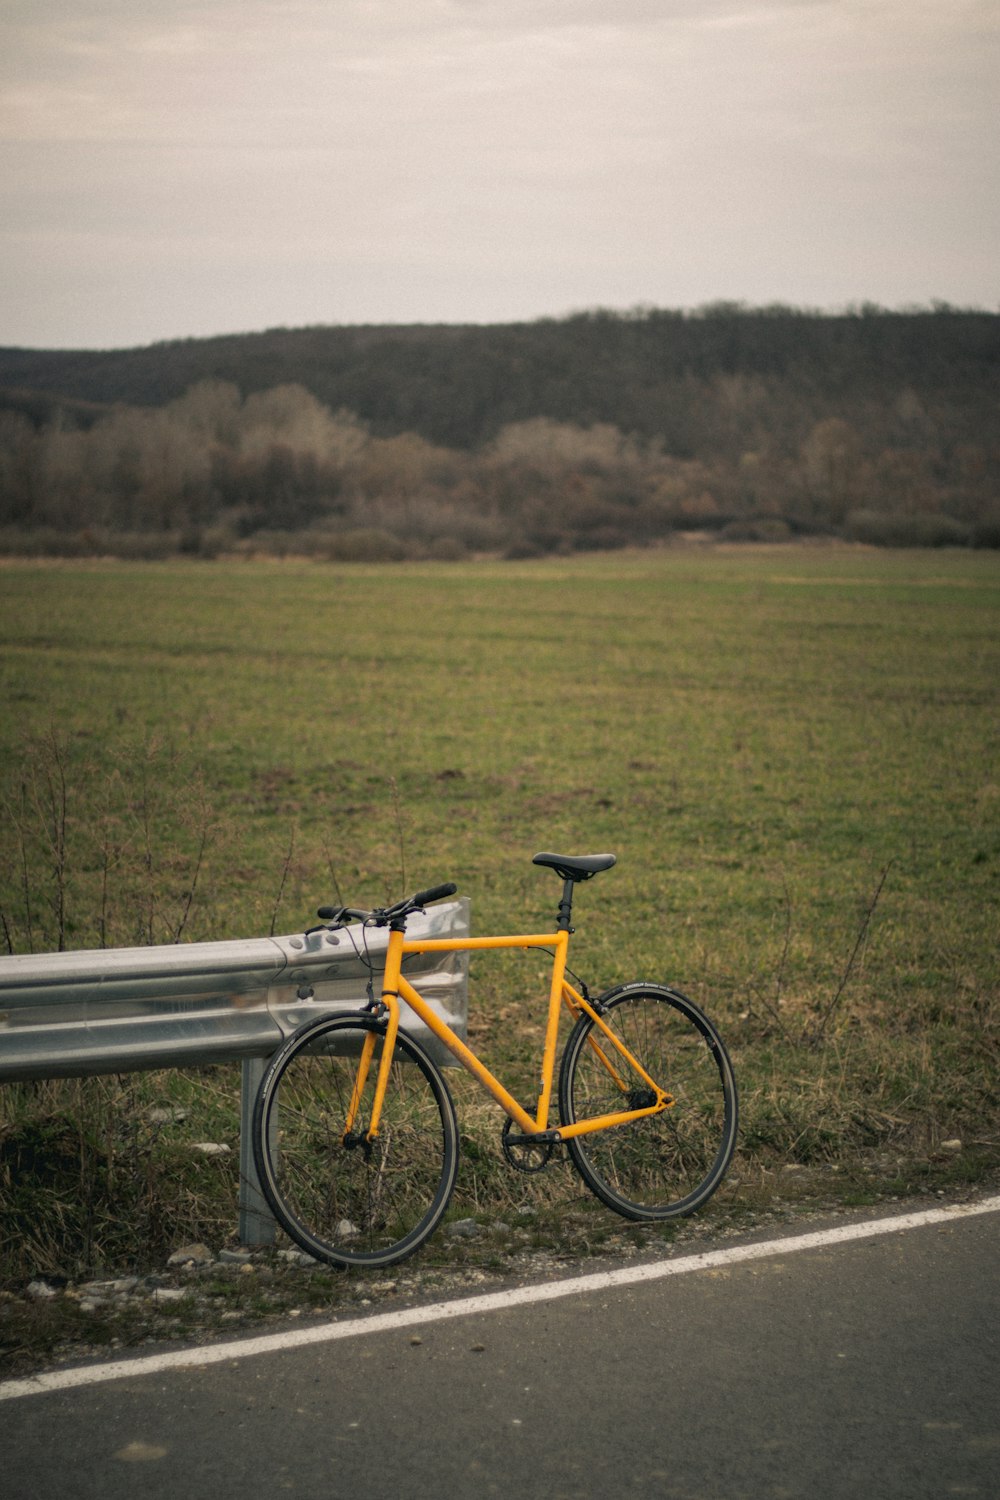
[252,1013,459,1268]
[558,983,738,1220]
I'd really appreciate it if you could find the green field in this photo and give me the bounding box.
[1,545,998,1284]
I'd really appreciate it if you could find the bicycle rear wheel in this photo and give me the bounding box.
[253,1013,459,1268]
[559,983,737,1220]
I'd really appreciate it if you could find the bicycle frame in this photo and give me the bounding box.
[352,924,674,1143]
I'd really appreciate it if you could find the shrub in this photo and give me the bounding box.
[321,527,411,563]
[971,518,1000,549]
[719,517,793,543]
[844,510,972,547]
[0,527,94,558]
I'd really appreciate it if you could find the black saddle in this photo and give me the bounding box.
[532,852,617,882]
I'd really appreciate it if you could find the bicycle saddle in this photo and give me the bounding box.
[532,852,617,881]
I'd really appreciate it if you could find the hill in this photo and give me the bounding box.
[1,305,998,556]
[1,304,998,448]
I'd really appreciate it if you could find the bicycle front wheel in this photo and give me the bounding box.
[253,1014,459,1268]
[559,983,738,1220]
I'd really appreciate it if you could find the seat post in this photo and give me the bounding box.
[557,877,576,932]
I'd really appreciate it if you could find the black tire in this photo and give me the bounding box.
[558,983,738,1220]
[252,1013,459,1268]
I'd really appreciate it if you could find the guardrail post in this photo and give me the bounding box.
[239,1057,276,1246]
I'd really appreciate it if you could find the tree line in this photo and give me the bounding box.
[0,305,997,557]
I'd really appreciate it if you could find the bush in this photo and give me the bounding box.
[319,527,411,563]
[971,518,1000,549]
[99,531,180,561]
[424,535,469,562]
[0,527,94,558]
[0,528,186,560]
[719,517,793,543]
[179,525,238,559]
[844,510,973,547]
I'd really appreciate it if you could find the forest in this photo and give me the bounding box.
[0,304,997,558]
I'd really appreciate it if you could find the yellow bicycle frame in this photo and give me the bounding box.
[357,925,674,1143]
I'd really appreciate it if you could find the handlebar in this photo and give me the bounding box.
[410,881,459,909]
[316,881,458,929]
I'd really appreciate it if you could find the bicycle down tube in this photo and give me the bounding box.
[364,924,672,1142]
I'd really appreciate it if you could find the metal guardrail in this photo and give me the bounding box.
[0,899,470,1244]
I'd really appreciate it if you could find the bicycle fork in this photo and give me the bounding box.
[339,927,407,1146]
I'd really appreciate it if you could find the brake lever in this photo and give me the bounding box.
[304,921,344,939]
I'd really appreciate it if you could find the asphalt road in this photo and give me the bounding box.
[3,1198,998,1500]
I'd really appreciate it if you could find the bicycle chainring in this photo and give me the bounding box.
[501,1118,556,1173]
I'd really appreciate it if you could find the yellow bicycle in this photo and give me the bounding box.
[252,852,738,1268]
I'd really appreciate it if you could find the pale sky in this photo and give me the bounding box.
[1,0,997,350]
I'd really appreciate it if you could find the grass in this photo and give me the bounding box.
[0,544,998,1288]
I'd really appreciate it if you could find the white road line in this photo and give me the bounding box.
[3,1194,998,1403]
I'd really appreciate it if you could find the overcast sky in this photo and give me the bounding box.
[2,0,997,350]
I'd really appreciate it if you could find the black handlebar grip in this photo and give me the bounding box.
[316,906,339,919]
[412,882,458,907]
